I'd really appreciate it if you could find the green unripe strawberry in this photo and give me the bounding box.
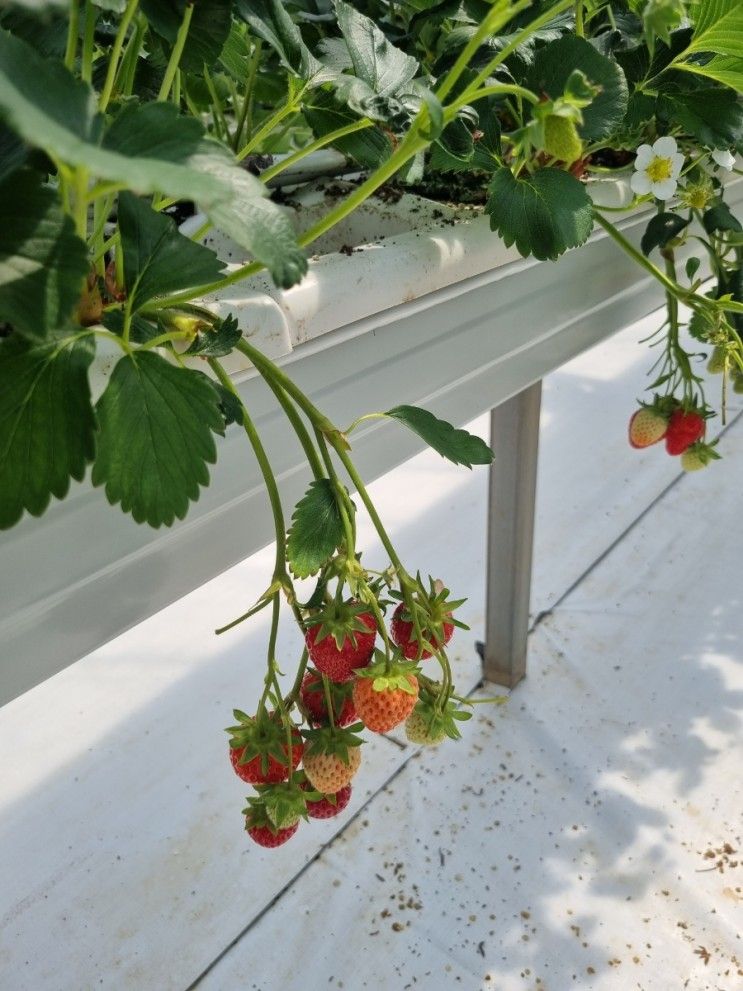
[680,448,707,472]
[543,115,582,164]
[707,346,725,374]
[405,709,447,746]
[732,371,743,394]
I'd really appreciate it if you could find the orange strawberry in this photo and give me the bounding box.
[352,658,419,733]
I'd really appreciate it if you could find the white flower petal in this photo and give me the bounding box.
[631,171,652,195]
[669,153,685,177]
[711,148,735,170]
[634,144,654,169]
[653,135,677,157]
[652,178,678,200]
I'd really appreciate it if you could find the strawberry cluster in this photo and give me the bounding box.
[228,580,472,849]
[628,399,719,472]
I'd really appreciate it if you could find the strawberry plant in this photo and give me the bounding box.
[0,0,741,848]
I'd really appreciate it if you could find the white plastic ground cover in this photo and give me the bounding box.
[195,422,743,991]
[1,322,740,989]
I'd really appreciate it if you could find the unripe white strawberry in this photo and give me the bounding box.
[628,408,667,448]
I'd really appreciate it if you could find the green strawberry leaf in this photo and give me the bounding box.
[92,351,224,527]
[0,35,307,289]
[528,35,628,140]
[303,90,392,170]
[117,192,226,312]
[194,154,308,290]
[0,170,88,341]
[140,0,232,74]
[0,334,96,529]
[676,54,743,91]
[185,315,242,358]
[658,89,743,151]
[0,125,27,183]
[685,2,743,58]
[703,202,743,235]
[331,0,418,98]
[471,100,502,173]
[384,405,493,468]
[236,0,335,83]
[212,381,245,427]
[286,478,345,578]
[486,166,593,262]
[641,212,690,256]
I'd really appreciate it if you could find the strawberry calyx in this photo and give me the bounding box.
[226,708,301,778]
[304,599,377,652]
[252,779,310,829]
[407,691,472,744]
[301,722,364,766]
[353,651,420,695]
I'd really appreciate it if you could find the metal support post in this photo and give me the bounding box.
[481,380,542,688]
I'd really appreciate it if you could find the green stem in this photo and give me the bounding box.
[260,118,374,184]
[460,0,575,101]
[262,378,326,481]
[329,440,408,582]
[73,168,89,239]
[235,338,334,434]
[447,82,538,120]
[435,0,532,102]
[65,0,80,70]
[574,0,585,37]
[117,13,146,98]
[209,358,287,577]
[258,595,282,713]
[593,210,684,296]
[236,94,301,162]
[284,648,310,710]
[157,2,194,101]
[203,65,230,142]
[233,39,262,151]
[99,0,139,112]
[234,340,407,583]
[80,0,96,82]
[321,674,337,730]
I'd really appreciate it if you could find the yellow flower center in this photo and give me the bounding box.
[646,156,672,182]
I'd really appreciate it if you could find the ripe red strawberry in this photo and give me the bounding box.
[300,669,357,727]
[305,601,377,682]
[227,710,303,785]
[301,782,352,820]
[391,602,454,659]
[389,577,466,660]
[665,409,705,455]
[244,801,299,848]
[628,408,667,448]
[353,659,419,733]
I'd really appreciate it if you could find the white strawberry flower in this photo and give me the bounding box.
[710,148,735,171]
[631,136,684,200]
